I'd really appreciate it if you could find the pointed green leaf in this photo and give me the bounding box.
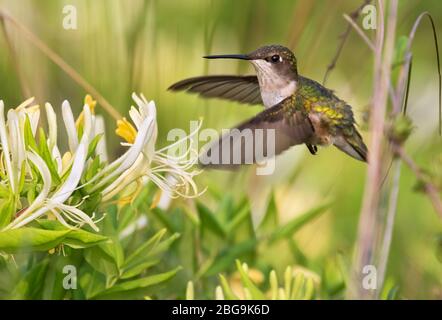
[37,220,107,248]
[120,259,160,280]
[23,116,38,152]
[0,196,16,228]
[258,192,279,235]
[204,240,256,276]
[197,202,226,238]
[218,274,239,300]
[10,260,49,299]
[93,267,181,299]
[235,260,265,299]
[0,228,70,253]
[87,134,103,159]
[269,203,330,243]
[123,232,179,272]
[38,128,60,185]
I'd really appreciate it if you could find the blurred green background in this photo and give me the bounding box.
[0,0,441,299]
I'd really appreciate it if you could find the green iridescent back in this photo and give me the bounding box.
[295,76,356,131]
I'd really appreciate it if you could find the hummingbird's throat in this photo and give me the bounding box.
[259,79,297,108]
[251,59,298,108]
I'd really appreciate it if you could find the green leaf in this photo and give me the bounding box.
[182,207,200,226]
[150,207,177,233]
[37,220,108,248]
[65,231,108,249]
[0,228,70,253]
[93,267,181,299]
[120,259,160,280]
[23,115,38,152]
[218,274,239,300]
[87,134,103,159]
[380,278,400,300]
[291,273,306,299]
[303,277,315,300]
[124,229,167,266]
[84,157,103,183]
[84,245,119,283]
[227,202,251,233]
[18,161,27,193]
[95,239,125,271]
[204,240,256,276]
[0,222,106,253]
[217,194,235,221]
[197,202,226,238]
[0,184,10,198]
[110,237,125,269]
[386,286,399,300]
[0,196,16,228]
[38,128,61,185]
[393,36,409,67]
[80,264,107,299]
[258,192,279,235]
[269,203,330,243]
[235,260,266,299]
[123,231,179,273]
[26,184,36,205]
[322,256,346,297]
[10,260,49,299]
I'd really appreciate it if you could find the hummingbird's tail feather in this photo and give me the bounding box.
[334,130,368,162]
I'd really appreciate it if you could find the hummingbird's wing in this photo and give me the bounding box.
[199,99,314,169]
[168,75,263,105]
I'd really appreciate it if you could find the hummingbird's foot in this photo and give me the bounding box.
[306,144,318,155]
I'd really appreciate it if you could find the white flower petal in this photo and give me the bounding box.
[26,106,40,136]
[95,116,108,162]
[62,100,78,152]
[52,145,63,174]
[129,106,143,130]
[45,102,57,149]
[51,135,88,204]
[92,115,155,191]
[0,101,16,192]
[16,97,35,110]
[7,109,25,170]
[101,155,145,201]
[6,151,53,230]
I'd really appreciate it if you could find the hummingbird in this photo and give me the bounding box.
[169,45,368,168]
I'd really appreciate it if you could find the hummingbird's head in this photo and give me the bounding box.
[204,45,298,82]
[204,45,299,107]
[247,45,298,81]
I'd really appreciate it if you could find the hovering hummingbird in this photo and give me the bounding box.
[169,45,368,168]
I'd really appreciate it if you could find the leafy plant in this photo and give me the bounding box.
[0,185,181,299]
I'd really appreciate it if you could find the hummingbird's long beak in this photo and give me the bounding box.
[203,54,250,60]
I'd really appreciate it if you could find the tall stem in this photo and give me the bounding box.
[348,0,398,299]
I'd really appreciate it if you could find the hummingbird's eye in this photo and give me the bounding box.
[270,55,281,63]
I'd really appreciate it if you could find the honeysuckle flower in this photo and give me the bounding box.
[4,104,99,231]
[92,93,203,202]
[75,95,96,129]
[0,98,39,194]
[0,93,203,232]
